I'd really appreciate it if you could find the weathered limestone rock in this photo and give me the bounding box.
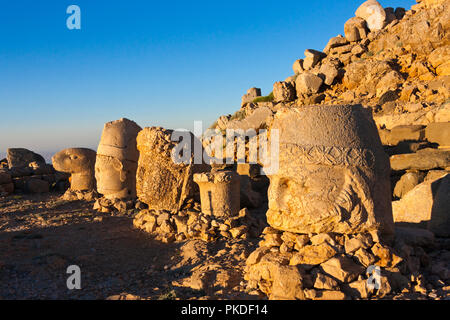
[292,59,304,74]
[355,0,387,31]
[320,256,365,283]
[323,35,349,54]
[52,148,97,192]
[393,174,449,234]
[6,148,45,169]
[319,62,339,86]
[428,46,450,76]
[95,118,142,199]
[393,172,425,199]
[242,88,261,105]
[303,49,326,70]
[425,175,450,237]
[245,252,306,300]
[266,105,394,237]
[0,170,14,194]
[380,125,426,146]
[375,71,404,97]
[136,127,207,212]
[344,17,369,42]
[425,122,450,147]
[26,178,49,193]
[273,81,296,102]
[295,73,323,95]
[390,149,450,171]
[290,243,337,265]
[226,107,273,132]
[193,169,240,217]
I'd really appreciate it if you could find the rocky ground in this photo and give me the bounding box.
[0,192,261,300]
[1,192,449,300]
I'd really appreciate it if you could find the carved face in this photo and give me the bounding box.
[95,155,137,199]
[266,164,366,234]
[268,165,347,215]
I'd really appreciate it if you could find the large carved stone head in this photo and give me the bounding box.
[52,148,97,191]
[95,118,141,199]
[266,104,394,237]
[136,127,208,211]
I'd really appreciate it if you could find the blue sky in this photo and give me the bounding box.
[0,0,415,161]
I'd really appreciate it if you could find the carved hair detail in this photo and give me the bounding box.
[281,144,376,169]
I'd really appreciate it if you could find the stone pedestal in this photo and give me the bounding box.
[194,170,240,218]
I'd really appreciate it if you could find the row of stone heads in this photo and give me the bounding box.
[50,118,246,216]
[51,103,396,239]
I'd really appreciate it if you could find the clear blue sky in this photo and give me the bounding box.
[0,0,415,161]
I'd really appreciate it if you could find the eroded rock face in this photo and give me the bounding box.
[52,148,96,192]
[95,118,142,199]
[136,127,207,212]
[266,105,394,238]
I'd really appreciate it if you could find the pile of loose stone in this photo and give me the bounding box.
[0,148,69,196]
[133,207,266,243]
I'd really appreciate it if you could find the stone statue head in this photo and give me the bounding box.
[266,104,394,238]
[52,148,97,191]
[95,118,141,199]
[136,127,208,211]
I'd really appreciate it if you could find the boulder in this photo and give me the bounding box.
[242,88,261,105]
[226,106,273,131]
[320,256,365,283]
[26,178,49,193]
[323,35,349,54]
[303,49,326,70]
[425,122,450,147]
[0,171,12,185]
[6,148,45,169]
[319,63,339,86]
[427,174,450,237]
[428,46,450,76]
[393,172,425,199]
[273,81,296,102]
[375,71,404,97]
[355,0,387,31]
[390,149,450,171]
[295,73,323,95]
[289,243,337,266]
[292,59,304,74]
[380,125,426,146]
[344,17,369,42]
[392,174,449,229]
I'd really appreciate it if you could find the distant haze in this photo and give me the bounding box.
[0,0,416,160]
